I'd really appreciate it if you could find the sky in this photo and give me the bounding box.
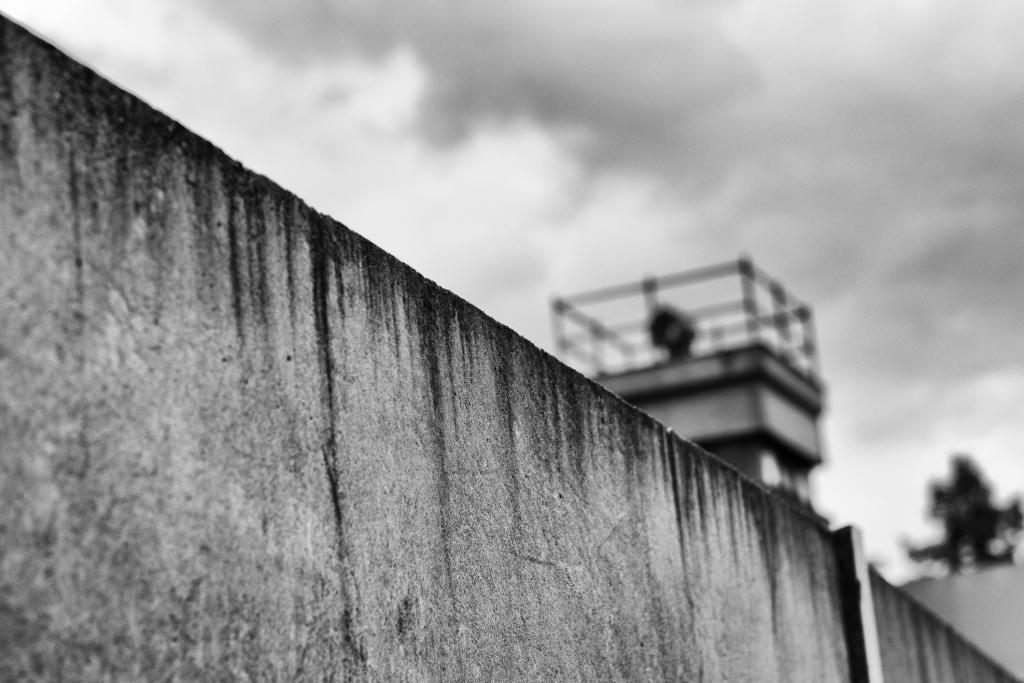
[3,0,1022,581]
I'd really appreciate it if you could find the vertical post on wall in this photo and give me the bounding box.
[833,526,885,683]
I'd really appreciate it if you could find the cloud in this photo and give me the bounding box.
[186,0,759,187]
[182,0,1024,307]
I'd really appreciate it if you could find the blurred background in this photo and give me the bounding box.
[3,0,1022,583]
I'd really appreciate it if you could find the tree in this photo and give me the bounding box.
[907,455,1023,573]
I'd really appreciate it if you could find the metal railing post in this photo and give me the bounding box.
[641,276,658,318]
[771,280,790,354]
[799,305,820,377]
[551,297,567,360]
[738,257,759,344]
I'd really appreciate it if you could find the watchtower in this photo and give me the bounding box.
[552,257,824,507]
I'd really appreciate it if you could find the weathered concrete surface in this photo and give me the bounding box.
[903,566,1024,679]
[871,570,1021,683]
[1,14,852,680]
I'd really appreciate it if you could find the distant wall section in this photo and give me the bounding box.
[871,570,1019,683]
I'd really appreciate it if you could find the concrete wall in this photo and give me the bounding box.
[871,570,1019,683]
[0,15,852,680]
[0,13,1015,683]
[903,566,1024,679]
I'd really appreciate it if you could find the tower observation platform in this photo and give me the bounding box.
[552,257,825,507]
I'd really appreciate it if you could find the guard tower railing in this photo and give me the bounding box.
[551,257,820,381]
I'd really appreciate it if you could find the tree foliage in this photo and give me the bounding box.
[907,455,1023,573]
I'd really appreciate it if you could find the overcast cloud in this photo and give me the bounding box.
[3,0,1022,579]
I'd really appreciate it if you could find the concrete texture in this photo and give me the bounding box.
[871,569,1020,683]
[0,14,857,680]
[903,566,1024,679]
